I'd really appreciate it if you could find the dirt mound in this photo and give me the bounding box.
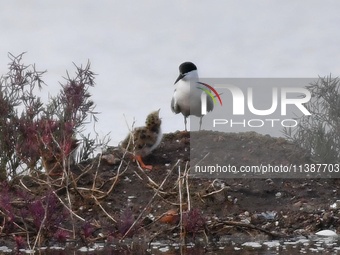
[1,131,340,248]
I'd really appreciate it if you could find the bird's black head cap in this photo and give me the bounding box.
[179,62,197,74]
[174,62,198,84]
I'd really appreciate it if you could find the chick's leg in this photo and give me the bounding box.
[135,155,153,170]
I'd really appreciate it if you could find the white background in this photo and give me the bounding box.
[1,1,340,144]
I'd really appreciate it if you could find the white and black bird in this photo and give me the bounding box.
[171,62,214,131]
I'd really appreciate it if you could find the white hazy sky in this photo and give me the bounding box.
[1,1,340,144]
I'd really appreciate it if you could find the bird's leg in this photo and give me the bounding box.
[199,116,203,131]
[184,116,188,132]
[135,155,153,170]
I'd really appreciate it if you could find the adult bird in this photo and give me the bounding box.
[171,62,214,131]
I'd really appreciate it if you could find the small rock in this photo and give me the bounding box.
[330,200,340,209]
[265,178,274,185]
[159,209,179,224]
[315,230,337,237]
[275,192,282,198]
[293,201,303,208]
[260,211,277,220]
[263,240,280,247]
[159,246,170,252]
[242,242,262,248]
[102,154,120,165]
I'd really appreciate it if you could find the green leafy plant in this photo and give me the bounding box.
[283,75,340,163]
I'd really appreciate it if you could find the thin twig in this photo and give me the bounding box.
[184,161,191,211]
[135,167,160,189]
[19,178,32,192]
[32,201,48,250]
[211,220,286,238]
[200,187,226,198]
[178,165,184,245]
[120,160,180,240]
[92,195,116,223]
[51,190,85,222]
[96,154,129,200]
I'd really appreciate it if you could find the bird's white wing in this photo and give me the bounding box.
[170,93,180,114]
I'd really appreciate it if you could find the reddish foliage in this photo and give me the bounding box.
[14,235,26,250]
[183,208,206,237]
[0,53,96,179]
[117,208,137,237]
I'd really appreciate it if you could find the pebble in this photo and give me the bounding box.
[315,230,337,237]
[242,242,262,248]
[263,240,280,247]
[159,246,170,252]
[0,246,12,253]
[19,249,35,254]
[275,192,282,198]
[50,246,64,250]
[78,246,95,252]
[265,178,274,185]
[330,200,340,209]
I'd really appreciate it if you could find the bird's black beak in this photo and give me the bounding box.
[174,73,185,84]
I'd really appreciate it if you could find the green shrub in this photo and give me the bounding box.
[283,75,340,163]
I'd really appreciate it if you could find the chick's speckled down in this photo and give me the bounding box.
[120,109,162,157]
